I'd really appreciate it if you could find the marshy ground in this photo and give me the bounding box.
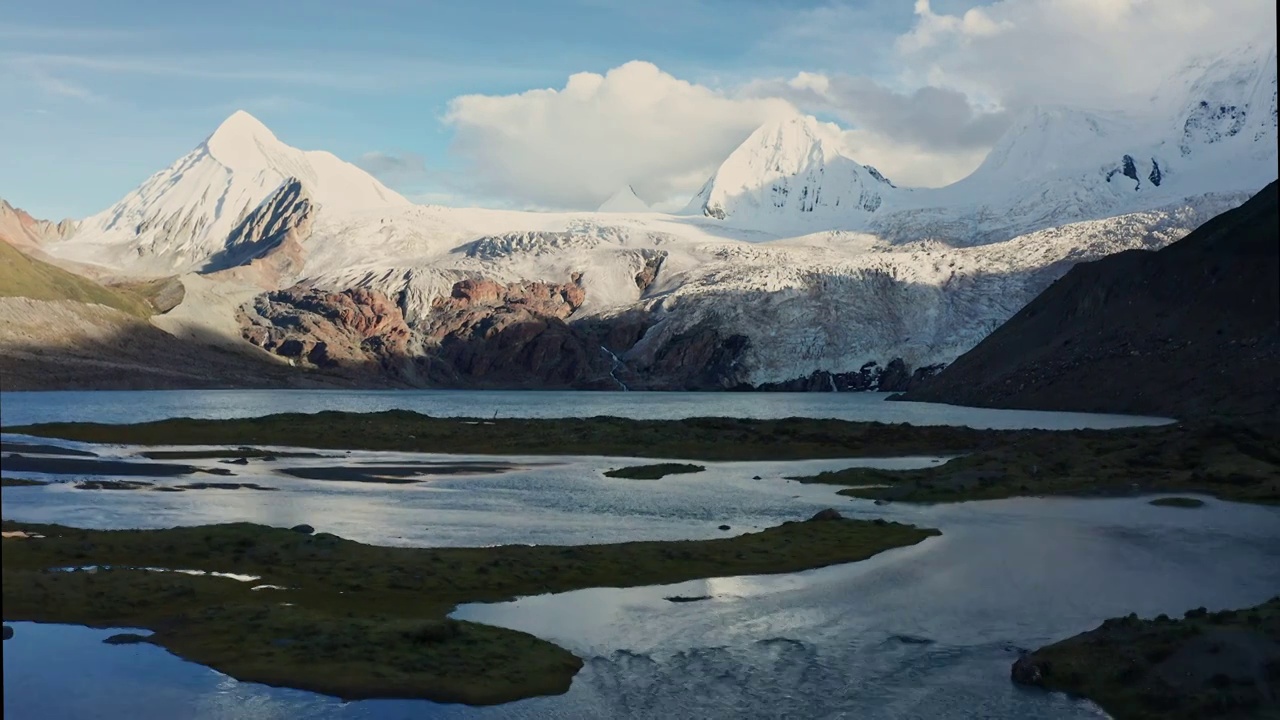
[1012,598,1280,720]
[1,513,937,705]
[791,422,1280,506]
[7,410,1279,712]
[8,411,1277,505]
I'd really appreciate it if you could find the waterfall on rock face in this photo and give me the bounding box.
[600,346,629,391]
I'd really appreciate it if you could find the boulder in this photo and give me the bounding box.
[290,524,315,535]
[1011,655,1047,685]
[809,508,844,521]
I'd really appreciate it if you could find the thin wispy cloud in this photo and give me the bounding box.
[3,58,107,103]
[0,23,143,41]
[4,51,555,92]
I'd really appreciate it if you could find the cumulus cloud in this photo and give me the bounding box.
[745,72,1010,152]
[444,61,796,210]
[440,0,1276,207]
[895,0,1276,110]
[898,0,1012,52]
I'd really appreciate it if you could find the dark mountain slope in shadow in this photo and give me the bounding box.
[898,180,1279,419]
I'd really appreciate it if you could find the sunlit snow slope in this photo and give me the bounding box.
[52,111,408,275]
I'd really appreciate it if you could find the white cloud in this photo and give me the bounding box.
[894,0,1276,110]
[898,0,1012,52]
[444,61,796,210]
[439,1,1276,207]
[745,73,1010,152]
[838,129,992,188]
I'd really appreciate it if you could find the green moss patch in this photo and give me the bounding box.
[1149,497,1206,508]
[1012,598,1280,720]
[1,476,48,487]
[4,410,1012,462]
[603,463,705,480]
[793,422,1280,506]
[1,455,202,478]
[1,442,97,457]
[2,515,937,705]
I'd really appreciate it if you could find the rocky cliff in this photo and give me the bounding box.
[236,275,943,392]
[898,181,1279,418]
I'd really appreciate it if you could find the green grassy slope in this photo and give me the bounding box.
[0,239,152,317]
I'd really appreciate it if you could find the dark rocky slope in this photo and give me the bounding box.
[898,181,1279,419]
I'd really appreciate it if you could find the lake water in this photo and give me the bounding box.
[2,391,1265,720]
[0,389,1172,429]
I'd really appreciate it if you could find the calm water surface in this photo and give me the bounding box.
[2,392,1260,720]
[4,448,1278,719]
[0,388,1171,428]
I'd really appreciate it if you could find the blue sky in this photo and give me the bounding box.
[1,0,922,217]
[2,1,1268,218]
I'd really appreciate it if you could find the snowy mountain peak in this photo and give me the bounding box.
[50,112,409,275]
[970,104,1134,181]
[597,185,650,212]
[745,114,845,165]
[203,110,282,166]
[690,113,896,224]
[208,110,276,144]
[1170,41,1277,157]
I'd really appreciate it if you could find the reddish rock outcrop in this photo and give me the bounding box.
[240,286,413,377]
[235,276,796,391]
[419,277,615,388]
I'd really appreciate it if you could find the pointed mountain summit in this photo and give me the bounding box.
[689,114,895,225]
[597,185,650,212]
[202,110,283,167]
[54,111,408,274]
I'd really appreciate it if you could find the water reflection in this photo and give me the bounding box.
[5,464,1279,719]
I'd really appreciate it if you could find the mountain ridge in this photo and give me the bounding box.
[897,181,1279,418]
[13,42,1279,391]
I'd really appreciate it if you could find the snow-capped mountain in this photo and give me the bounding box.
[50,111,408,275]
[865,42,1278,247]
[686,45,1273,243]
[1163,40,1277,157]
[686,115,897,226]
[31,41,1279,390]
[597,185,650,213]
